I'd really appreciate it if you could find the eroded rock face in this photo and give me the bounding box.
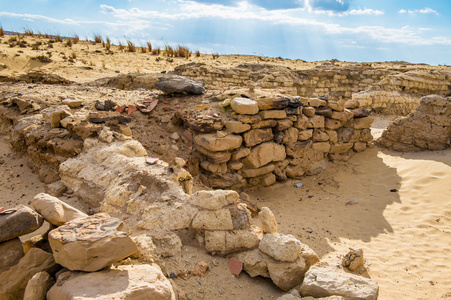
[31,193,88,226]
[48,213,137,272]
[300,264,379,300]
[0,206,43,243]
[47,264,176,300]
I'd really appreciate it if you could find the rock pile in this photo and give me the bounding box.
[377,95,451,151]
[194,95,374,188]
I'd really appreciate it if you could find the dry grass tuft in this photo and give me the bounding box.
[146,42,152,53]
[140,46,147,53]
[0,27,5,37]
[55,35,63,43]
[32,55,52,63]
[195,50,200,57]
[151,48,161,55]
[175,45,190,58]
[94,34,103,44]
[127,40,136,52]
[70,51,77,60]
[72,35,79,44]
[212,53,220,59]
[164,44,174,57]
[24,28,34,37]
[118,42,124,51]
[105,37,111,51]
[65,39,72,47]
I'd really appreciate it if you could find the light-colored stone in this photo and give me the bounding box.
[31,193,88,226]
[325,118,342,130]
[276,119,293,131]
[188,190,238,211]
[241,164,275,178]
[259,207,277,233]
[200,161,227,173]
[344,99,360,109]
[243,128,274,147]
[47,264,176,300]
[0,238,24,274]
[231,97,259,114]
[44,180,67,197]
[353,116,374,129]
[243,142,286,169]
[62,98,83,108]
[328,101,344,112]
[224,121,251,133]
[48,213,138,272]
[259,233,302,262]
[130,234,157,262]
[286,166,305,179]
[194,133,243,152]
[259,110,287,119]
[283,127,299,145]
[0,248,57,300]
[264,254,307,291]
[232,147,251,160]
[192,209,234,231]
[204,227,262,254]
[41,105,72,128]
[307,115,325,128]
[23,271,55,300]
[235,249,269,278]
[329,143,354,153]
[251,119,278,129]
[195,144,232,163]
[300,243,320,268]
[312,142,331,152]
[312,130,329,142]
[298,129,313,141]
[303,107,316,117]
[342,248,364,271]
[353,142,367,152]
[300,263,379,300]
[308,98,327,107]
[249,173,277,187]
[228,161,244,170]
[0,205,44,243]
[294,114,309,130]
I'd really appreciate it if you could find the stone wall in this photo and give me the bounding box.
[192,96,374,188]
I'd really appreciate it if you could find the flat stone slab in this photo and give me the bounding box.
[0,205,43,242]
[155,75,205,95]
[32,193,88,226]
[194,133,243,152]
[48,213,137,272]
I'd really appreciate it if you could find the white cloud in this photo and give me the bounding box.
[398,7,439,15]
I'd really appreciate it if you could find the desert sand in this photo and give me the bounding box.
[1,33,450,299]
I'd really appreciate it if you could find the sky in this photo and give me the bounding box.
[0,0,450,65]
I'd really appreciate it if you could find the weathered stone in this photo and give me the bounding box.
[259,233,302,262]
[236,114,262,124]
[31,193,88,226]
[353,142,367,152]
[44,180,67,197]
[192,209,234,231]
[307,115,325,128]
[0,206,44,243]
[285,166,305,179]
[23,234,51,255]
[204,226,262,254]
[188,190,238,211]
[360,129,373,142]
[328,101,344,112]
[329,143,354,153]
[325,118,342,130]
[352,107,371,118]
[251,119,278,129]
[294,114,309,130]
[308,98,327,107]
[234,249,269,278]
[48,213,137,272]
[200,161,227,173]
[243,142,286,168]
[344,99,360,109]
[232,147,251,160]
[150,230,182,258]
[353,116,374,129]
[300,242,320,268]
[286,140,312,158]
[303,107,316,117]
[312,142,331,153]
[241,164,275,178]
[259,110,287,119]
[194,133,242,152]
[264,254,307,291]
[224,121,251,133]
[155,75,205,94]
[195,144,231,163]
[276,119,293,131]
[130,234,158,262]
[300,263,379,300]
[298,129,313,141]
[312,130,329,142]
[326,130,338,144]
[228,161,244,171]
[199,172,243,188]
[330,110,354,124]
[0,248,57,300]
[255,97,302,110]
[62,98,83,108]
[282,127,299,145]
[184,115,224,133]
[0,238,24,274]
[231,97,259,114]
[243,128,274,147]
[23,271,54,300]
[47,264,176,300]
[315,107,333,117]
[259,207,277,233]
[41,105,72,128]
[249,173,277,187]
[342,248,364,271]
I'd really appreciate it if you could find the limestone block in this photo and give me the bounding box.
[354,116,374,129]
[344,99,360,109]
[0,206,44,243]
[308,98,327,107]
[300,264,379,300]
[249,173,277,187]
[41,105,72,128]
[259,207,277,233]
[307,116,325,129]
[294,114,309,130]
[303,107,316,117]
[353,142,367,152]
[231,97,259,115]
[232,147,251,160]
[286,140,312,158]
[237,114,262,124]
[47,264,176,300]
[130,234,157,262]
[243,142,286,169]
[286,166,305,179]
[224,121,251,133]
[188,190,238,211]
[241,164,275,178]
[251,119,278,129]
[300,242,320,268]
[243,128,274,147]
[330,110,354,124]
[0,248,57,300]
[228,161,244,171]
[276,119,294,131]
[204,227,262,254]
[283,127,299,145]
[325,118,342,130]
[62,98,83,108]
[326,130,338,144]
[312,142,331,153]
[313,130,329,142]
[259,110,287,119]
[48,213,138,272]
[264,254,307,291]
[194,133,243,152]
[200,161,227,173]
[298,129,313,141]
[23,271,54,300]
[0,238,24,274]
[328,101,344,111]
[259,233,302,262]
[44,180,67,197]
[192,209,234,231]
[31,193,88,226]
[329,143,354,153]
[234,249,269,278]
[195,144,231,163]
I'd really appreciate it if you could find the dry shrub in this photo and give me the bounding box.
[44,33,50,39]
[65,39,72,47]
[32,55,52,63]
[127,40,136,52]
[70,51,76,60]
[195,50,200,57]
[140,47,147,53]
[94,34,102,44]
[146,41,152,53]
[72,35,79,44]
[212,53,219,59]
[164,44,174,57]
[118,42,124,51]
[0,27,5,37]
[55,35,63,42]
[175,45,190,58]
[24,28,34,37]
[37,32,43,38]
[105,37,111,51]
[151,48,161,55]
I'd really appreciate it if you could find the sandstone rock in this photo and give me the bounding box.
[194,133,243,152]
[342,248,364,271]
[300,263,379,300]
[276,119,294,131]
[23,271,54,300]
[286,140,312,158]
[235,249,269,278]
[130,234,157,262]
[0,238,23,274]
[31,193,88,226]
[353,142,367,152]
[200,161,227,173]
[48,213,137,272]
[224,121,251,133]
[307,115,325,128]
[344,99,360,109]
[329,143,354,153]
[188,190,238,211]
[243,142,286,168]
[313,130,329,142]
[259,233,302,262]
[286,166,305,179]
[149,230,182,258]
[360,129,373,142]
[231,97,259,114]
[259,207,277,233]
[243,128,274,147]
[251,119,278,129]
[294,114,309,130]
[315,107,333,117]
[0,206,44,242]
[312,142,331,153]
[192,209,234,231]
[236,114,262,124]
[0,248,57,300]
[232,147,251,160]
[62,98,83,108]
[308,98,327,107]
[241,164,276,178]
[228,161,244,170]
[353,116,374,129]
[23,234,52,254]
[259,110,287,119]
[326,130,338,143]
[44,180,67,197]
[325,118,342,130]
[298,129,313,141]
[300,243,320,268]
[249,173,277,186]
[303,107,316,117]
[256,97,302,110]
[195,144,231,163]
[204,226,262,254]
[41,105,72,128]
[264,254,307,291]
[352,107,371,118]
[328,101,344,112]
[155,75,205,95]
[199,172,242,188]
[230,203,253,230]
[283,127,299,145]
[47,264,177,300]
[331,110,354,124]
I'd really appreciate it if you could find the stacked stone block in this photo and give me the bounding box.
[195,96,374,188]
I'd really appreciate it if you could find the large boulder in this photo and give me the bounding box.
[48,213,137,272]
[0,206,43,242]
[0,238,24,274]
[300,263,379,300]
[31,193,88,226]
[47,264,176,300]
[0,248,57,300]
[155,75,205,95]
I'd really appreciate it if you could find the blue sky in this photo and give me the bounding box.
[0,0,450,64]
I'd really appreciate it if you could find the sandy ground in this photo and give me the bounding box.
[0,34,450,299]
